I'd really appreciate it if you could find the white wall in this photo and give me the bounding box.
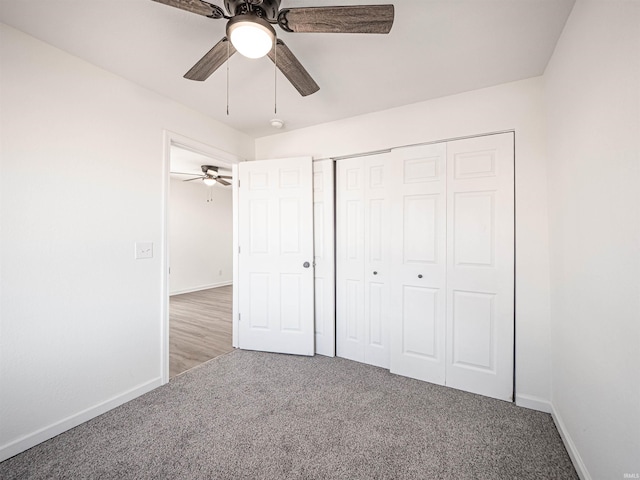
[0,23,252,461]
[544,1,640,478]
[169,178,233,295]
[256,76,552,411]
[5,3,638,474]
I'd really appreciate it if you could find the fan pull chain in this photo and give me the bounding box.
[226,38,230,116]
[274,36,277,115]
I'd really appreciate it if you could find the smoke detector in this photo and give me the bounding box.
[270,118,285,129]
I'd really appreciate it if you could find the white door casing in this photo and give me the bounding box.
[336,154,391,368]
[237,157,315,356]
[313,160,336,357]
[445,133,514,400]
[389,143,448,385]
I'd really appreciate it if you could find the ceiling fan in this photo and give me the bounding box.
[152,0,395,96]
[171,165,233,186]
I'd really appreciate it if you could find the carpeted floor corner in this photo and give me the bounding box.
[0,350,578,479]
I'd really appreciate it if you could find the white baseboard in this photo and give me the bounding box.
[0,377,162,463]
[170,281,232,296]
[551,405,592,480]
[515,393,552,413]
[516,395,592,479]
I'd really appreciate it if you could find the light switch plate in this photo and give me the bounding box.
[135,242,153,260]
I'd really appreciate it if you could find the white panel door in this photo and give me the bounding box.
[363,155,391,368]
[238,157,315,356]
[313,160,336,357]
[445,133,514,400]
[336,158,365,362]
[336,154,391,368]
[389,144,447,384]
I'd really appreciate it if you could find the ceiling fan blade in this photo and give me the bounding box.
[217,175,233,179]
[278,5,394,34]
[215,178,232,186]
[184,37,236,81]
[267,40,319,97]
[151,0,226,18]
[183,176,205,182]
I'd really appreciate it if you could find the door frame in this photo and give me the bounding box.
[160,130,242,384]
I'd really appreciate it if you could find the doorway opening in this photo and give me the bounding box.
[161,132,240,381]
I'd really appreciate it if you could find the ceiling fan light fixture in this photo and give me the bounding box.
[203,177,217,186]
[226,14,275,59]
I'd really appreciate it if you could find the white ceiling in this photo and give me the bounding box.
[0,0,575,138]
[170,144,233,177]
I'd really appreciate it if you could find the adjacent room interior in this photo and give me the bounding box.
[1,1,638,479]
[168,145,234,377]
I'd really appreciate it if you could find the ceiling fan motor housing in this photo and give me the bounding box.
[201,165,219,174]
[224,0,281,20]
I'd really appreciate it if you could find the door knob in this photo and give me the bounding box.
[373,271,378,275]
[418,274,423,279]
[303,262,310,268]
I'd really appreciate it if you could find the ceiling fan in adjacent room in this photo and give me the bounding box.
[151,0,395,96]
[171,165,233,186]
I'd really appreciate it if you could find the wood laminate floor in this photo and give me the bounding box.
[169,285,233,378]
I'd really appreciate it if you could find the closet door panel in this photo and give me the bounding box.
[336,155,391,369]
[445,133,514,401]
[390,144,447,384]
[401,285,438,358]
[363,157,391,368]
[338,133,514,403]
[403,194,438,263]
[336,159,365,362]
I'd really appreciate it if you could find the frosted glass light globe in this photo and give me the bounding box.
[227,15,275,59]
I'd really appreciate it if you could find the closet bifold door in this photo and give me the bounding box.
[313,160,336,357]
[389,143,447,385]
[336,154,391,368]
[444,133,514,401]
